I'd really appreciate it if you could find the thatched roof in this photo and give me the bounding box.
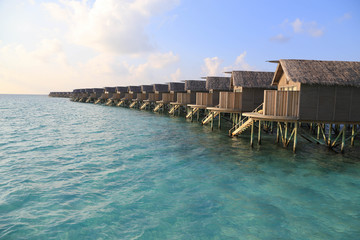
[206,77,231,91]
[168,82,185,92]
[232,71,274,88]
[185,80,206,91]
[273,59,360,87]
[92,88,103,93]
[128,86,141,93]
[141,85,154,92]
[85,88,93,93]
[73,89,81,93]
[104,87,116,93]
[116,86,128,92]
[153,84,169,92]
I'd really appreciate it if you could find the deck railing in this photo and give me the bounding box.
[176,93,191,104]
[264,90,300,117]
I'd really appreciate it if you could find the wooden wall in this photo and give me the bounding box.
[241,88,265,112]
[161,93,176,103]
[136,93,148,101]
[219,92,242,110]
[299,85,360,122]
[147,93,161,101]
[196,92,217,106]
[264,90,300,117]
[176,92,196,104]
[124,93,134,100]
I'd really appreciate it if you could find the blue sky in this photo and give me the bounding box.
[0,0,359,94]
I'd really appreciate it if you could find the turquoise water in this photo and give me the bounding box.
[0,95,360,239]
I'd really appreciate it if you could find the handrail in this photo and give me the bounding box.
[228,102,263,135]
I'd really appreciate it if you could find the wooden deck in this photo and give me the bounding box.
[242,112,298,122]
[206,107,242,113]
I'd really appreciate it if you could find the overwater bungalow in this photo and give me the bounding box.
[70,89,81,101]
[141,84,169,110]
[106,87,128,106]
[204,71,274,130]
[154,82,185,113]
[187,77,231,121]
[169,80,207,116]
[118,86,141,107]
[235,59,360,152]
[78,89,93,102]
[94,87,116,104]
[129,85,153,109]
[85,88,104,103]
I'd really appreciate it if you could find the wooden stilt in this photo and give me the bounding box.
[317,124,320,140]
[191,108,193,122]
[250,120,254,147]
[258,120,262,145]
[218,113,221,129]
[276,122,280,143]
[341,124,346,153]
[351,125,356,146]
[284,122,288,147]
[270,121,273,133]
[211,112,214,131]
[293,122,298,153]
[328,124,332,146]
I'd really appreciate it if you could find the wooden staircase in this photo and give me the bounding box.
[129,101,137,108]
[94,99,101,104]
[153,103,163,112]
[229,103,263,137]
[116,100,124,107]
[202,111,219,125]
[186,108,199,119]
[169,105,180,114]
[140,102,149,110]
[105,99,113,106]
[85,98,91,103]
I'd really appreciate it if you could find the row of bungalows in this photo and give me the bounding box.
[65,59,360,153]
[49,92,72,98]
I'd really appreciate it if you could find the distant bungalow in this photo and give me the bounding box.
[154,82,185,113]
[141,84,169,110]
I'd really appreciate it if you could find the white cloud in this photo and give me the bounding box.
[43,0,180,54]
[170,68,181,81]
[270,34,291,43]
[290,18,324,37]
[0,40,180,94]
[338,13,352,22]
[202,52,256,77]
[202,57,223,76]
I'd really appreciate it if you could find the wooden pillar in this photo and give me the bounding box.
[341,124,346,153]
[270,121,273,133]
[276,122,280,143]
[284,122,288,146]
[317,124,320,140]
[218,113,221,129]
[250,120,254,147]
[211,112,214,131]
[293,122,298,153]
[328,124,332,146]
[191,108,194,122]
[351,125,356,146]
[258,120,262,145]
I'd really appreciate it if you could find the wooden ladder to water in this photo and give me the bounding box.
[202,111,219,125]
[153,103,163,112]
[186,108,199,119]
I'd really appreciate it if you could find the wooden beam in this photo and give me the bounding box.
[218,112,221,129]
[328,124,332,146]
[351,125,356,146]
[211,111,214,131]
[258,120,262,145]
[250,119,254,147]
[341,124,346,153]
[293,122,298,153]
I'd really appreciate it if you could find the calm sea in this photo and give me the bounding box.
[0,95,359,239]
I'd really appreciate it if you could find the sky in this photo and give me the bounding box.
[0,0,359,94]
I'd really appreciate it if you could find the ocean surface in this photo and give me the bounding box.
[0,94,360,240]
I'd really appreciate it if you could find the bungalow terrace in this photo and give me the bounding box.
[71,89,81,101]
[141,84,169,110]
[86,88,104,103]
[187,76,231,121]
[239,59,360,152]
[154,82,185,113]
[118,86,141,107]
[129,85,154,108]
[204,71,274,130]
[78,89,93,102]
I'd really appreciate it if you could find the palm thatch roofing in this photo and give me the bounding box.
[141,85,154,92]
[73,89,81,93]
[185,80,206,91]
[128,86,142,93]
[104,87,116,93]
[206,77,231,91]
[272,59,360,87]
[153,84,169,92]
[116,86,128,92]
[168,82,185,92]
[85,88,94,93]
[232,71,275,88]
